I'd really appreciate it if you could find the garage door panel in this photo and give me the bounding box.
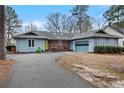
[75,44,89,46]
[75,41,89,52]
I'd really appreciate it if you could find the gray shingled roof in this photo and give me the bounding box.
[13,30,121,40]
[71,31,121,40]
[14,31,74,40]
[110,26,124,35]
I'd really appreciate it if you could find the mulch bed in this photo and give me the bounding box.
[0,60,15,80]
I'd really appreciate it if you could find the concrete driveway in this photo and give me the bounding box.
[5,52,94,88]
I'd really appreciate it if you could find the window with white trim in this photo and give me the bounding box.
[28,39,35,47]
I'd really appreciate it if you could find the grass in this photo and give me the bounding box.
[56,53,124,87]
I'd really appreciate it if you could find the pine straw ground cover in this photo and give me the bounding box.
[56,53,124,88]
[0,60,15,80]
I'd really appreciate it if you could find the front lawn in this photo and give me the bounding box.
[56,53,124,88]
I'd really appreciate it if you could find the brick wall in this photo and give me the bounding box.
[48,40,70,51]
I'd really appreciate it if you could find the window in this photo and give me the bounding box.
[32,40,34,47]
[28,39,35,47]
[28,40,31,47]
[123,41,124,46]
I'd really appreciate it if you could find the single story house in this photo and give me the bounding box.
[104,26,124,47]
[13,29,121,53]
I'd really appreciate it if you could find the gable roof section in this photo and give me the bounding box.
[14,31,74,40]
[109,26,124,35]
[14,31,47,39]
[25,32,38,35]
[13,30,121,40]
[71,30,120,40]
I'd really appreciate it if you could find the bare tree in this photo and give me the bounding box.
[45,13,61,34]
[0,5,6,60]
[24,25,30,32]
[45,13,76,34]
[61,15,76,34]
[93,17,106,30]
[30,23,39,31]
[23,23,40,32]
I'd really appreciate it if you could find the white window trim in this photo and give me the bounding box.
[27,39,36,48]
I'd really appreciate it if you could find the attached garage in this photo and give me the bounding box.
[75,41,89,52]
[71,30,121,53]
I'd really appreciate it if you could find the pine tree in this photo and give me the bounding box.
[70,5,92,33]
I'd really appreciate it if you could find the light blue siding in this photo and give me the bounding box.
[16,37,118,53]
[71,38,118,52]
[70,41,75,51]
[16,38,45,53]
[93,38,118,46]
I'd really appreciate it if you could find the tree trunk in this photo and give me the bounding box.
[0,5,6,60]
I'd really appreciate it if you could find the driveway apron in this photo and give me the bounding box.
[5,53,94,88]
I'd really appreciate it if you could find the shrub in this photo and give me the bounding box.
[36,47,42,53]
[94,46,124,54]
[122,47,124,52]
